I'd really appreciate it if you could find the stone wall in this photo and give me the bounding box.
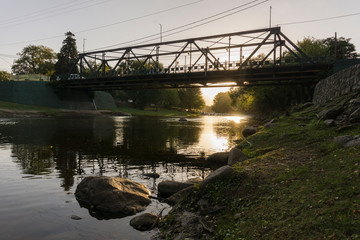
[313,64,360,105]
[0,81,116,110]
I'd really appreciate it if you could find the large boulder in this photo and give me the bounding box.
[199,166,236,188]
[227,148,248,166]
[206,152,229,166]
[158,181,194,198]
[75,176,151,218]
[130,213,159,231]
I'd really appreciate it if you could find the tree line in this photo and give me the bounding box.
[0,32,205,111]
[210,36,358,116]
[0,33,358,114]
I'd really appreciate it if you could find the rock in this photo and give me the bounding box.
[158,181,194,198]
[242,126,257,137]
[71,215,82,220]
[130,213,159,231]
[349,107,360,123]
[324,119,335,127]
[317,106,343,120]
[75,176,151,218]
[199,166,236,188]
[334,135,354,146]
[179,118,187,122]
[227,148,248,166]
[206,152,229,166]
[344,137,360,147]
[167,185,194,205]
[143,173,160,178]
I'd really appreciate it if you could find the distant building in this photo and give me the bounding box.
[10,74,50,82]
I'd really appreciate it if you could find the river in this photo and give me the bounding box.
[0,115,247,240]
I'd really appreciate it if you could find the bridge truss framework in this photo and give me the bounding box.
[60,27,332,90]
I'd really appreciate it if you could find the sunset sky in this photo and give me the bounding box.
[1,0,360,104]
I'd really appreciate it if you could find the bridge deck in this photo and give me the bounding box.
[60,63,332,90]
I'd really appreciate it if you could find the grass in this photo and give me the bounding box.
[0,100,61,115]
[116,106,198,117]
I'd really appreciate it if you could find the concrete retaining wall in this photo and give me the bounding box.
[313,64,360,105]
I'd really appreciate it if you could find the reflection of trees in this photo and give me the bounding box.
[119,117,201,157]
[12,144,55,175]
[4,116,209,192]
[213,121,243,145]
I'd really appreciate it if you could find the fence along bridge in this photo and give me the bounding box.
[60,27,332,90]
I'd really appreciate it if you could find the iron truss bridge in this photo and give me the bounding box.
[59,27,333,90]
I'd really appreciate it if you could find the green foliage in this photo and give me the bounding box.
[323,36,358,59]
[284,36,357,61]
[229,85,313,116]
[177,88,205,111]
[54,31,78,76]
[211,92,234,113]
[0,71,10,81]
[11,45,56,76]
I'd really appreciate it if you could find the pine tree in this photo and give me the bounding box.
[54,32,78,75]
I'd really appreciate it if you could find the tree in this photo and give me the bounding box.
[323,37,357,59]
[212,92,234,113]
[0,71,10,81]
[11,45,56,75]
[178,88,205,111]
[54,31,78,76]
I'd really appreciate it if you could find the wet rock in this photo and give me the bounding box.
[206,152,229,166]
[227,148,248,166]
[75,176,151,218]
[71,215,82,220]
[130,213,159,231]
[158,181,194,198]
[179,118,187,122]
[199,165,236,188]
[143,173,160,178]
[242,126,257,137]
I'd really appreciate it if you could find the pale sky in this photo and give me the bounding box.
[1,0,360,105]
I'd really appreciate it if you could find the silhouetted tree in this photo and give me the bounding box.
[54,31,78,76]
[11,45,56,75]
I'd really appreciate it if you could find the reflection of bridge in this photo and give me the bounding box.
[59,27,333,90]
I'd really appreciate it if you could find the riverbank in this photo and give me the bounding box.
[0,101,197,118]
[154,93,360,239]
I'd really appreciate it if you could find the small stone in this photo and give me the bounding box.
[71,215,82,220]
[143,173,160,178]
[242,126,257,137]
[324,119,335,127]
[130,213,159,231]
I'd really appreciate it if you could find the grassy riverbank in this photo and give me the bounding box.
[0,101,196,117]
[158,99,360,239]
[116,106,197,117]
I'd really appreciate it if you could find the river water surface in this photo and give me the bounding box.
[0,115,247,240]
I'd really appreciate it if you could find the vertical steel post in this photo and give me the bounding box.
[205,47,208,76]
[273,33,277,67]
[228,36,231,70]
[189,42,192,72]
